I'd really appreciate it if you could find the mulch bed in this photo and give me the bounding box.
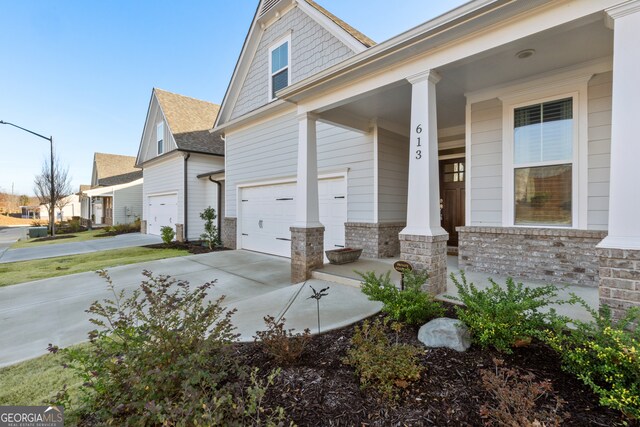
[234,310,635,426]
[144,241,229,255]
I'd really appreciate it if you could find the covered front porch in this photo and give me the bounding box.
[283,1,640,319]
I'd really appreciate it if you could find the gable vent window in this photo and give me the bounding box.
[156,122,164,155]
[269,35,291,100]
[260,0,279,17]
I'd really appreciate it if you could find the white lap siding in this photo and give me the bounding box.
[186,153,225,240]
[468,98,503,226]
[377,128,409,222]
[225,111,374,222]
[113,182,142,225]
[587,72,612,230]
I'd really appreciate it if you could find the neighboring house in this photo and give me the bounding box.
[39,193,81,221]
[135,88,224,241]
[80,153,143,226]
[213,0,640,320]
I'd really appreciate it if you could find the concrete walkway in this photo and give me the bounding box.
[0,227,27,259]
[314,255,599,323]
[0,232,163,264]
[0,250,381,367]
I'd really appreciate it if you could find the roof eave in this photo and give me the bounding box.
[277,0,520,101]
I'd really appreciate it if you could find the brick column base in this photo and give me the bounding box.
[222,217,237,249]
[175,224,185,242]
[140,220,147,234]
[291,226,325,283]
[598,247,640,321]
[399,233,448,295]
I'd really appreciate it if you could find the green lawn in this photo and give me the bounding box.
[0,246,190,287]
[0,346,84,426]
[11,229,112,249]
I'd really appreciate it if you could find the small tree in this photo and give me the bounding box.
[199,206,220,250]
[33,153,72,236]
[18,194,30,206]
[160,226,175,244]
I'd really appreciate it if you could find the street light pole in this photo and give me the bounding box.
[0,120,57,237]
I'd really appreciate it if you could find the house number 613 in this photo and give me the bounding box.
[415,124,422,159]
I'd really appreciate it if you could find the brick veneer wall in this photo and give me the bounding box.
[399,233,448,294]
[598,248,640,321]
[457,226,607,287]
[222,217,237,249]
[291,226,324,283]
[345,222,405,258]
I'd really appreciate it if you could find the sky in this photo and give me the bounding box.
[0,0,467,196]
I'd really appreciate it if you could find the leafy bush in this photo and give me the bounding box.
[66,218,82,233]
[544,301,640,418]
[48,270,286,425]
[358,270,444,324]
[200,206,220,250]
[449,272,562,353]
[160,225,175,244]
[254,316,311,365]
[112,222,139,234]
[479,358,569,426]
[343,317,423,400]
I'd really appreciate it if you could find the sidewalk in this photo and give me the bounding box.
[0,232,163,264]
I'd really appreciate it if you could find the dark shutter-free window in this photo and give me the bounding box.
[513,98,573,225]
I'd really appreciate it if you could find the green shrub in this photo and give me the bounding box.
[544,300,640,418]
[160,225,175,244]
[343,318,423,400]
[449,272,562,353]
[254,316,311,365]
[112,222,139,234]
[48,270,286,425]
[200,206,220,250]
[358,270,444,324]
[67,218,82,233]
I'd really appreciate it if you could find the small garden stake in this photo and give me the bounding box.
[308,286,329,333]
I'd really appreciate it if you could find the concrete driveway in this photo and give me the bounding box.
[0,250,381,367]
[0,232,163,264]
[0,227,27,259]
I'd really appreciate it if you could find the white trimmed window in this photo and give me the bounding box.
[268,34,291,100]
[156,122,164,155]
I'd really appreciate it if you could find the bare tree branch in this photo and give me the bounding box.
[33,152,72,232]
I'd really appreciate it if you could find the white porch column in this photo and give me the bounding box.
[399,70,448,294]
[291,112,324,283]
[294,112,322,228]
[401,70,446,237]
[597,1,640,320]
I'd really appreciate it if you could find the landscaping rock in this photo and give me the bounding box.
[418,317,471,352]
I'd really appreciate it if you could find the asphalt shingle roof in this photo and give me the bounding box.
[154,89,224,156]
[306,0,376,48]
[93,153,141,187]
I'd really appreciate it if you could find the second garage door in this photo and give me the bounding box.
[240,178,347,257]
[147,194,178,237]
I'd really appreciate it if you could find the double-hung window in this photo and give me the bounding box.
[513,97,574,226]
[156,122,164,155]
[269,35,291,100]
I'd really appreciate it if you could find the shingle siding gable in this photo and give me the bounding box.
[230,6,356,120]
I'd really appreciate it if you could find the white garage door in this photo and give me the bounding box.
[240,178,347,258]
[147,194,178,236]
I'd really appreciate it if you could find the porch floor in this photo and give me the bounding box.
[312,255,598,323]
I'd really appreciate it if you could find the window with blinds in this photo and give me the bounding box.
[270,39,289,100]
[513,97,573,226]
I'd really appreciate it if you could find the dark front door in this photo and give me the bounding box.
[440,158,465,247]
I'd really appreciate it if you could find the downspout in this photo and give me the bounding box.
[208,176,222,234]
[183,153,191,241]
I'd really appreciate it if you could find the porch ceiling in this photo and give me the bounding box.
[318,14,612,132]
